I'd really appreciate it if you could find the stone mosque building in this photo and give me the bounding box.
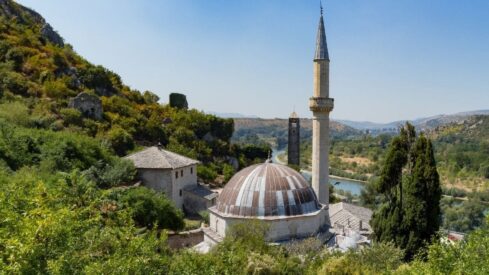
[202,8,336,246]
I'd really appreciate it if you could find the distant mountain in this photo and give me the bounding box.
[232,118,361,148]
[338,110,489,132]
[208,112,259,119]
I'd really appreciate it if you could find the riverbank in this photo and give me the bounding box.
[273,149,368,185]
[330,175,367,184]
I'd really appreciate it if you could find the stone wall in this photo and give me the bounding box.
[208,207,330,242]
[167,228,204,249]
[171,165,197,209]
[68,92,102,120]
[137,168,173,200]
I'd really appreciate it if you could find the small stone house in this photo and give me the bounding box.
[125,146,216,213]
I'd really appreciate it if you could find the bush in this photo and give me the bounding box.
[198,210,209,225]
[222,164,235,182]
[83,158,136,188]
[118,187,184,231]
[0,101,32,127]
[106,126,134,156]
[480,163,489,179]
[143,90,159,104]
[197,165,218,184]
[59,108,82,126]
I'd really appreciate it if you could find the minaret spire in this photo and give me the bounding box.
[315,2,329,61]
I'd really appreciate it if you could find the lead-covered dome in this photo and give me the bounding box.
[215,163,321,217]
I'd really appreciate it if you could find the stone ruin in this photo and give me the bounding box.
[68,92,103,120]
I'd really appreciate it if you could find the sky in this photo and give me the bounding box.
[17,0,489,122]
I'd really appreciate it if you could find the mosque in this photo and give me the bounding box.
[202,8,336,245]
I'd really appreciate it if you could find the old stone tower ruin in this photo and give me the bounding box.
[288,112,300,166]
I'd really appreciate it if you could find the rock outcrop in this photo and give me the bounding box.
[40,23,64,47]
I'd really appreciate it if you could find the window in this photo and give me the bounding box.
[181,170,183,177]
[191,167,193,174]
[179,189,182,196]
[175,171,178,179]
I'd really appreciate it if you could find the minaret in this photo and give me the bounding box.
[310,6,334,206]
[288,111,300,166]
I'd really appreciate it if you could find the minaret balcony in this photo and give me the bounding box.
[309,97,334,112]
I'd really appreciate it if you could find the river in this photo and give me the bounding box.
[272,149,365,196]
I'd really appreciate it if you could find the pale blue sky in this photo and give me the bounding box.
[18,0,489,122]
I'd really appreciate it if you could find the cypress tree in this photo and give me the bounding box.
[371,124,441,260]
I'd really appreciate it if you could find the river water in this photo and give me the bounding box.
[272,149,365,196]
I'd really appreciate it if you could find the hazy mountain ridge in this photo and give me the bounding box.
[338,110,489,131]
[207,112,259,119]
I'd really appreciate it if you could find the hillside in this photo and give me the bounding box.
[298,115,489,190]
[0,0,268,178]
[232,117,361,148]
[428,115,489,190]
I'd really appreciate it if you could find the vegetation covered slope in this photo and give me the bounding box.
[0,0,267,182]
[299,115,489,190]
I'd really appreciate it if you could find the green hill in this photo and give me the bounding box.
[295,115,489,190]
[428,115,489,190]
[0,0,267,176]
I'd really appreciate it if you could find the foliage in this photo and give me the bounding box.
[371,123,442,260]
[82,158,136,188]
[441,197,486,232]
[318,242,404,274]
[222,163,235,182]
[197,164,218,184]
[106,125,134,156]
[0,169,172,273]
[113,186,184,231]
[401,217,489,274]
[0,0,265,178]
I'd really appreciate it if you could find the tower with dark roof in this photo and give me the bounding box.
[288,112,300,166]
[309,6,334,205]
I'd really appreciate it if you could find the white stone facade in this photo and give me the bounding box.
[137,164,197,209]
[205,206,329,243]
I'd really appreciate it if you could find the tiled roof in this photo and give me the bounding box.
[329,202,373,234]
[215,163,321,217]
[184,185,218,200]
[124,146,199,169]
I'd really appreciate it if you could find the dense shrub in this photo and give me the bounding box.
[116,187,184,231]
[83,158,136,188]
[106,126,134,156]
[197,165,218,184]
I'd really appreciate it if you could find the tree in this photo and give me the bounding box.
[117,187,184,231]
[106,126,134,156]
[371,123,442,260]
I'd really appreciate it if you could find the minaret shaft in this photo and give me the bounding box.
[310,14,333,206]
